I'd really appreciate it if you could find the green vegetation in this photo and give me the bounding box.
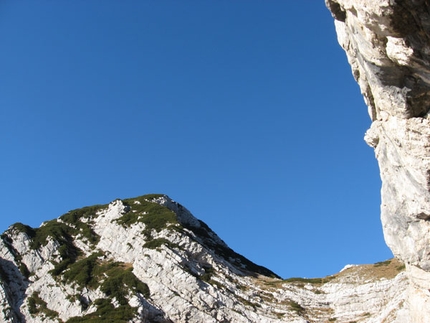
[6,204,106,277]
[11,204,104,253]
[29,221,81,276]
[235,294,260,310]
[1,230,30,278]
[117,196,178,238]
[181,219,280,278]
[66,298,136,323]
[61,253,149,322]
[132,193,165,200]
[283,276,335,284]
[62,253,101,289]
[63,252,149,300]
[200,265,215,283]
[60,205,106,224]
[396,263,406,271]
[374,260,392,267]
[59,205,106,244]
[100,265,149,305]
[28,291,60,320]
[288,300,305,315]
[19,263,30,279]
[10,223,36,239]
[143,238,178,250]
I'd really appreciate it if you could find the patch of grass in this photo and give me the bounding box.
[374,260,392,267]
[235,295,260,310]
[284,276,335,284]
[330,258,405,284]
[396,263,406,271]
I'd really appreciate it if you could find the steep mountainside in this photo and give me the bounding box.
[0,195,406,323]
[326,1,430,322]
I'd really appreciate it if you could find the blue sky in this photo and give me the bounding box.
[0,1,392,278]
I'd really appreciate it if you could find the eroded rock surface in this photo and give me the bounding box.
[326,0,430,321]
[0,195,407,322]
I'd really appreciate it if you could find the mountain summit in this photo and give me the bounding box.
[0,194,406,322]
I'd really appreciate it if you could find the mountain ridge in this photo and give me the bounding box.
[0,194,407,323]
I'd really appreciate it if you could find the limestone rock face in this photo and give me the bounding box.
[0,195,407,322]
[326,0,430,321]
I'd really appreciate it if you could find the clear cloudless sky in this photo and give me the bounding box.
[0,1,393,279]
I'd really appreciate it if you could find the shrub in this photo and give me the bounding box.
[64,257,149,323]
[100,267,149,305]
[10,223,36,238]
[288,300,305,315]
[60,205,106,224]
[66,299,136,323]
[143,238,171,250]
[27,292,59,319]
[200,265,215,283]
[63,253,101,288]
[19,263,30,278]
[117,196,178,238]
[63,253,150,299]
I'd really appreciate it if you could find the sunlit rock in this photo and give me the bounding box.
[326,0,430,321]
[0,195,407,322]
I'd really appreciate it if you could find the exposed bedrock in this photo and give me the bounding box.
[326,0,430,321]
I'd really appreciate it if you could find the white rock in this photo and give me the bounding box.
[326,0,430,321]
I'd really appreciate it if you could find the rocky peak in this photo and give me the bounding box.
[0,194,407,322]
[326,0,430,322]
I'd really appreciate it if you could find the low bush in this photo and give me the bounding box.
[27,292,59,319]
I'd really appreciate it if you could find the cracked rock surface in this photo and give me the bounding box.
[0,195,407,322]
[326,1,430,321]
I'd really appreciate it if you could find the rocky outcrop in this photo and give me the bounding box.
[326,0,430,321]
[0,195,407,322]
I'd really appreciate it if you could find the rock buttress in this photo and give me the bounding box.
[326,1,430,321]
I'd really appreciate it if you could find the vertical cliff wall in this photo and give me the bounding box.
[326,0,430,321]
